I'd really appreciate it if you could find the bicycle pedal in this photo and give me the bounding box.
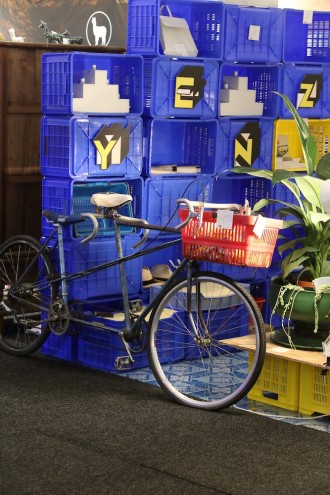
[115,356,133,370]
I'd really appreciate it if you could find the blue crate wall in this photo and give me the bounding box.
[144,176,213,235]
[45,235,143,301]
[216,118,274,174]
[218,63,280,119]
[149,58,219,119]
[41,115,143,179]
[212,175,272,217]
[283,9,330,65]
[144,118,218,177]
[42,177,144,240]
[223,5,284,63]
[279,64,330,119]
[41,52,144,116]
[127,0,224,59]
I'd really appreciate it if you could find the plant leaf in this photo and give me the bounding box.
[281,253,311,279]
[310,212,330,223]
[316,153,330,180]
[230,167,273,180]
[294,176,323,209]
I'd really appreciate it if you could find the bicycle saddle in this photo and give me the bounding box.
[91,193,132,208]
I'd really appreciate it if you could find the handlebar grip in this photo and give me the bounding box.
[174,198,199,230]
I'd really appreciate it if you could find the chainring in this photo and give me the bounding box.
[48,298,70,336]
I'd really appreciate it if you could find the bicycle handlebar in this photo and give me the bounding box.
[79,197,248,244]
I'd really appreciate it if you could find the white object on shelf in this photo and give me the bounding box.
[159,5,198,57]
[8,28,25,42]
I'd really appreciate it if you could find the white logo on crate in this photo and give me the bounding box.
[86,11,112,46]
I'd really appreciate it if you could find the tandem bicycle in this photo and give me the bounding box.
[0,194,282,410]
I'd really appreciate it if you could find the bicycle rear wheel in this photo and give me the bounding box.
[0,236,57,356]
[147,271,266,410]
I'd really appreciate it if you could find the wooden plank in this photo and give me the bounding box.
[223,333,325,368]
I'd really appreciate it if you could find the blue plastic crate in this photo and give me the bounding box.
[200,262,269,284]
[217,118,274,174]
[212,175,272,217]
[41,333,78,362]
[223,5,283,63]
[41,52,143,115]
[47,235,143,301]
[219,63,280,118]
[279,64,330,119]
[78,324,149,372]
[145,118,218,177]
[283,9,330,64]
[127,0,224,59]
[143,58,153,117]
[144,176,213,234]
[41,115,143,179]
[149,58,219,119]
[42,177,144,240]
[78,309,185,371]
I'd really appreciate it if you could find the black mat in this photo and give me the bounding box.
[0,350,328,495]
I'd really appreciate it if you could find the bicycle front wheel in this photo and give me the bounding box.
[147,271,266,410]
[0,236,57,356]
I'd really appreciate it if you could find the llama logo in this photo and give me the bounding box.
[86,11,112,46]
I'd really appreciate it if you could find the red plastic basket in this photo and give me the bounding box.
[179,210,282,268]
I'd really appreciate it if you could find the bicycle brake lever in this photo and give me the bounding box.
[194,203,204,237]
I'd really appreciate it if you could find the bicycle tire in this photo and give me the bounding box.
[147,271,266,410]
[0,235,57,356]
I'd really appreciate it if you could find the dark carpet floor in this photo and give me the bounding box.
[0,350,328,495]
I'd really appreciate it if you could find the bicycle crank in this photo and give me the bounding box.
[49,298,70,335]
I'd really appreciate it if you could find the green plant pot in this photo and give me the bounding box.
[269,276,330,351]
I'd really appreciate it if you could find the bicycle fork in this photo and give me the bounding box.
[186,264,212,346]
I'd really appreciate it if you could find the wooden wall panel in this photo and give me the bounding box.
[4,179,42,240]
[6,114,41,174]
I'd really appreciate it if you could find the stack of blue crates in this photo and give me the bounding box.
[128,0,224,275]
[40,51,151,369]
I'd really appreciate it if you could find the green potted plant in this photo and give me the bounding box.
[232,92,330,350]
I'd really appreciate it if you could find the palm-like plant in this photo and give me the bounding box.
[233,92,330,282]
